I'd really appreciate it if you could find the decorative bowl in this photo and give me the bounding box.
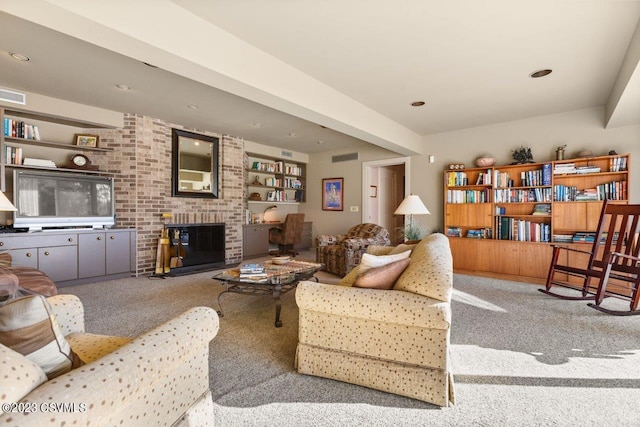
[476,156,495,167]
[272,256,290,265]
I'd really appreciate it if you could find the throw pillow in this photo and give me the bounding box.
[0,343,47,405]
[0,295,83,379]
[358,250,411,275]
[353,258,411,290]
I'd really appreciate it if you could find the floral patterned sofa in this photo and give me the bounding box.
[315,223,390,276]
[297,233,455,406]
[0,294,219,426]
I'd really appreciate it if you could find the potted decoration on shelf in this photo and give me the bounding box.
[511,146,534,164]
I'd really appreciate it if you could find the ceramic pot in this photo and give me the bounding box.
[476,156,495,167]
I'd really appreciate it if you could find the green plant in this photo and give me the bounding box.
[396,223,429,242]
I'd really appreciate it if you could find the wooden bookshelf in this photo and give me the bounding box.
[444,153,630,281]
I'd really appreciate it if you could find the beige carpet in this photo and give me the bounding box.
[60,254,640,426]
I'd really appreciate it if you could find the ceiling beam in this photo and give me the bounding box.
[1,0,423,155]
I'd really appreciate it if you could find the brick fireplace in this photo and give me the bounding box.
[92,114,244,275]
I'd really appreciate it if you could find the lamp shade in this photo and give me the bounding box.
[0,191,16,212]
[394,194,430,215]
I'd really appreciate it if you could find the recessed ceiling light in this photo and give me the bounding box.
[530,69,552,78]
[9,52,29,61]
[411,101,425,107]
[115,84,131,91]
[187,104,198,109]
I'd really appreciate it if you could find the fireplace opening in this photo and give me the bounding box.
[166,223,226,275]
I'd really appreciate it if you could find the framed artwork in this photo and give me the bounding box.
[322,177,343,211]
[74,134,99,147]
[369,185,377,198]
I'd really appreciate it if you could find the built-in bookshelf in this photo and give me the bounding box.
[0,106,113,191]
[245,152,306,204]
[443,153,630,280]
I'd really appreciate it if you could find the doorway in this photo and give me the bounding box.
[362,157,410,245]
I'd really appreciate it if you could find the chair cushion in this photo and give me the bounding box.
[0,295,83,379]
[0,343,47,405]
[353,258,411,290]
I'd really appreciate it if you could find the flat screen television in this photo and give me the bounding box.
[13,170,115,231]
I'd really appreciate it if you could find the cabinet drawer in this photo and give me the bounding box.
[7,248,38,269]
[0,234,77,250]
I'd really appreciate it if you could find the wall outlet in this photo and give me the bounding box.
[350,206,359,212]
[429,155,435,163]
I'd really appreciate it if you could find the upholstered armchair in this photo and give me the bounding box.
[315,223,390,276]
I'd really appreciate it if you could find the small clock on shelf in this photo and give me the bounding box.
[66,154,99,170]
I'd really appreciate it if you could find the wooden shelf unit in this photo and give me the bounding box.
[246,151,306,203]
[0,106,114,190]
[444,153,630,280]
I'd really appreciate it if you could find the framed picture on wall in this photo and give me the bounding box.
[322,177,344,211]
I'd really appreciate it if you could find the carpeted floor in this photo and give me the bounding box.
[59,256,640,426]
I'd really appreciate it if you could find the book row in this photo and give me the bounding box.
[553,180,627,201]
[4,146,23,165]
[494,187,552,203]
[263,177,304,189]
[496,217,551,242]
[250,161,302,176]
[446,189,490,204]
[3,118,41,140]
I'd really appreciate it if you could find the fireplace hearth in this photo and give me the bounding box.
[166,223,226,275]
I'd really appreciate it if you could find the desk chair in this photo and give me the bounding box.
[269,213,305,257]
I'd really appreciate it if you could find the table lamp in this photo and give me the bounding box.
[262,205,278,223]
[394,194,429,241]
[0,191,16,212]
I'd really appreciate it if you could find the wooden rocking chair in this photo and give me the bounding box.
[539,200,640,316]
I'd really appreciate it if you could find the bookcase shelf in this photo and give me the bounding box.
[444,153,630,280]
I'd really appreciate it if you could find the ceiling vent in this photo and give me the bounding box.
[280,150,293,158]
[332,152,359,163]
[0,88,26,105]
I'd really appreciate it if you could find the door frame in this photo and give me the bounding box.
[361,157,411,224]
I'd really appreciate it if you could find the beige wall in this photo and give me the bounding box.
[416,106,640,234]
[300,146,400,237]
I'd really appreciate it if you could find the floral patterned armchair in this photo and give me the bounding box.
[315,223,390,276]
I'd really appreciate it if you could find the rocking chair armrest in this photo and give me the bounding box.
[609,251,640,262]
[550,244,594,256]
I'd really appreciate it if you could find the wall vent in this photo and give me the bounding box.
[332,152,359,163]
[280,150,293,158]
[0,88,26,105]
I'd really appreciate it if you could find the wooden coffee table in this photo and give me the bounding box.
[212,260,323,327]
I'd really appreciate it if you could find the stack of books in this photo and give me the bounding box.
[239,263,267,279]
[553,163,576,175]
[553,234,574,243]
[572,232,596,244]
[575,166,601,174]
[532,204,551,215]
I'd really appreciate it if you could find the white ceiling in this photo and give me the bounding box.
[0,1,639,155]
